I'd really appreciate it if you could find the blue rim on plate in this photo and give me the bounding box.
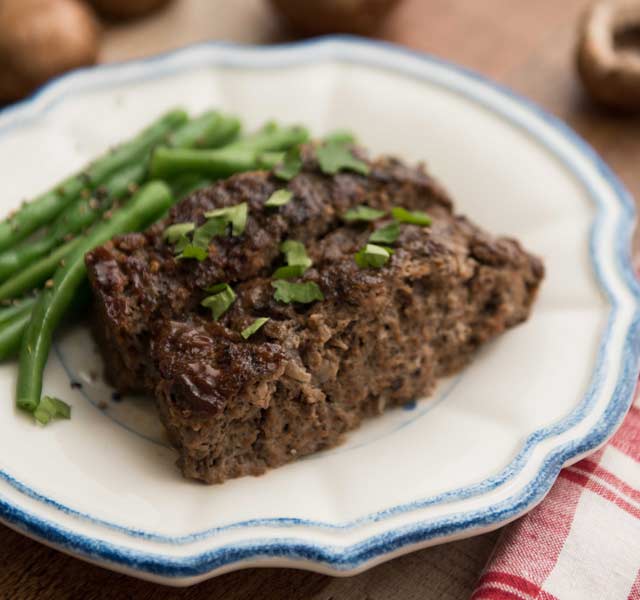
[0,36,638,580]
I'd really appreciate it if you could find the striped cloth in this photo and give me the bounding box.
[472,393,640,600]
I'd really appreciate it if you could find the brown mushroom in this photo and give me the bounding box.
[268,0,403,36]
[0,0,100,103]
[577,0,640,111]
[89,0,173,21]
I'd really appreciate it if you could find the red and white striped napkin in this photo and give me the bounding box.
[472,392,640,600]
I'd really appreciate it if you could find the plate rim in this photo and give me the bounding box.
[0,35,638,582]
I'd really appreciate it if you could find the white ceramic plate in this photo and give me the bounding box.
[0,38,638,586]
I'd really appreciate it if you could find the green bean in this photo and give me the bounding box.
[229,122,308,152]
[0,238,81,302]
[168,111,240,149]
[0,311,32,361]
[50,163,148,238]
[0,296,37,326]
[0,109,187,253]
[149,123,308,179]
[0,284,92,361]
[42,114,235,246]
[0,113,239,283]
[151,147,259,179]
[55,162,147,238]
[17,181,173,413]
[259,151,287,170]
[170,174,212,199]
[0,112,242,283]
[0,164,146,282]
[0,241,50,281]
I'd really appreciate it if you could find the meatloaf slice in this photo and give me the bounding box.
[85,147,453,393]
[86,145,544,483]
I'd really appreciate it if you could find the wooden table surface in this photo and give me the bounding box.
[2,0,639,598]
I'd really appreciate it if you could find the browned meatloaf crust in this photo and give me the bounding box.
[85,145,544,484]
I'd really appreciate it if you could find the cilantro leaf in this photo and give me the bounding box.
[265,189,293,208]
[317,140,369,176]
[272,265,307,280]
[176,218,227,261]
[280,240,312,269]
[167,214,235,262]
[204,202,248,236]
[369,221,400,245]
[241,317,269,339]
[34,396,71,425]
[191,217,226,247]
[201,283,236,320]
[178,244,207,261]
[163,222,195,243]
[272,240,312,280]
[274,146,303,181]
[354,243,392,269]
[173,234,191,254]
[272,280,324,304]
[391,206,432,226]
[205,282,230,293]
[342,205,386,223]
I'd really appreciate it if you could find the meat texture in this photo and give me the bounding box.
[86,145,544,483]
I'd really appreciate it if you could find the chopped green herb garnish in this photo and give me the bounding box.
[391,207,432,226]
[205,282,230,293]
[369,221,400,245]
[342,205,386,223]
[274,146,303,181]
[272,265,307,280]
[280,240,312,269]
[241,317,269,339]
[354,243,392,269]
[204,202,248,236]
[176,218,227,261]
[272,280,324,304]
[265,189,293,208]
[167,214,233,262]
[187,217,227,255]
[324,130,357,144]
[194,217,227,244]
[163,222,195,243]
[201,283,236,320]
[173,234,191,254]
[317,140,369,176]
[178,244,208,261]
[272,240,312,280]
[33,396,71,425]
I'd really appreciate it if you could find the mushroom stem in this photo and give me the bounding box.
[577,0,640,111]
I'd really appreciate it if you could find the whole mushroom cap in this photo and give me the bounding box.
[0,0,100,102]
[89,0,173,21]
[577,0,640,111]
[269,0,402,36]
